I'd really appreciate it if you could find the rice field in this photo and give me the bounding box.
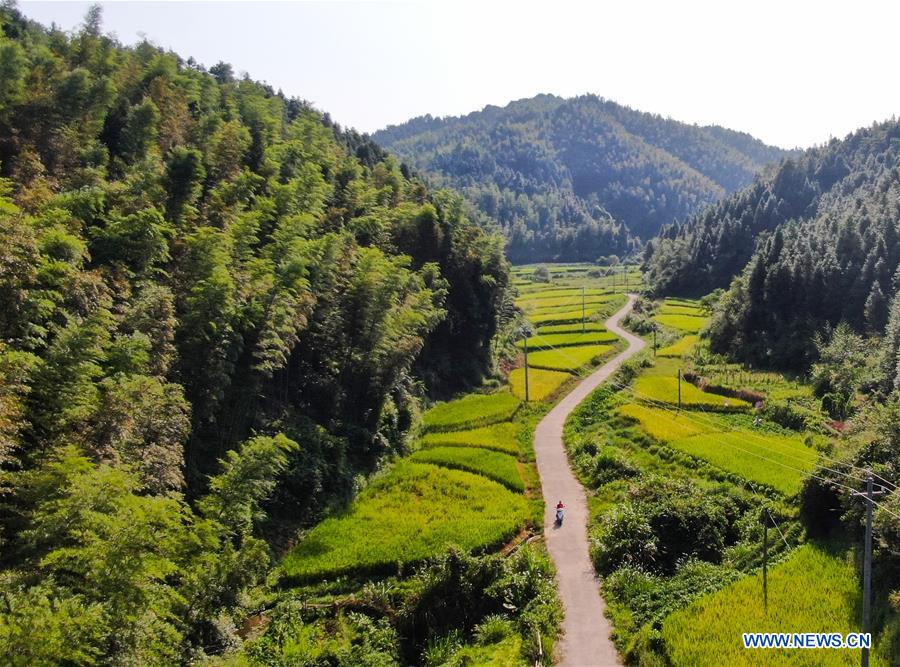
[518,293,615,311]
[537,322,609,334]
[509,367,572,401]
[528,307,606,325]
[667,431,818,495]
[515,331,618,350]
[281,461,529,581]
[423,392,521,432]
[527,344,614,372]
[410,446,524,492]
[654,313,709,333]
[661,544,885,666]
[657,335,700,358]
[633,376,751,411]
[420,422,521,455]
[618,402,715,441]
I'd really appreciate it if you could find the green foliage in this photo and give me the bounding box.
[423,392,521,432]
[591,477,739,576]
[509,367,572,401]
[0,7,517,662]
[658,121,900,370]
[811,323,874,419]
[410,446,524,492]
[375,94,789,262]
[280,462,529,581]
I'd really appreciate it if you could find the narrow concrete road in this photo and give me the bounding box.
[535,295,645,666]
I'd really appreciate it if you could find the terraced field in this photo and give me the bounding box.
[509,367,572,401]
[662,545,884,666]
[633,375,751,410]
[653,298,709,334]
[422,391,520,432]
[281,461,529,580]
[515,330,617,350]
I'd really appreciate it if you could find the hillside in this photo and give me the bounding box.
[0,6,514,662]
[646,120,900,369]
[374,94,792,262]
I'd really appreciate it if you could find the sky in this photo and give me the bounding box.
[18,0,900,149]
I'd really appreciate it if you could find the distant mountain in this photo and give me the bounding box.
[646,119,900,369]
[374,94,793,263]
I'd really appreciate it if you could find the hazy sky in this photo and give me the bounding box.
[19,0,900,148]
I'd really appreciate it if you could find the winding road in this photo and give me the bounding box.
[535,295,645,666]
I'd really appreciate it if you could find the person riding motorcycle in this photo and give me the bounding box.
[555,500,566,526]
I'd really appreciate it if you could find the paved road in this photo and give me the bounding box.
[534,295,645,666]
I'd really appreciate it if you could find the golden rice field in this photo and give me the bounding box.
[423,392,521,432]
[281,461,529,581]
[632,375,750,411]
[410,446,524,491]
[420,422,521,454]
[515,330,618,350]
[527,344,614,372]
[662,545,886,666]
[657,334,700,358]
[618,402,715,441]
[509,367,572,401]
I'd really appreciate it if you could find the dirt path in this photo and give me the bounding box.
[535,295,645,666]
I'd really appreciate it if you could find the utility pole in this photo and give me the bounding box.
[623,264,627,292]
[653,326,657,357]
[582,286,586,334]
[524,335,530,402]
[762,513,768,613]
[853,473,884,667]
[677,369,682,410]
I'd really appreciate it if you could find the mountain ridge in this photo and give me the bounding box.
[374,94,795,262]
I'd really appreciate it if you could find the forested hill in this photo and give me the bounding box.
[648,120,900,370]
[0,6,512,660]
[373,94,792,263]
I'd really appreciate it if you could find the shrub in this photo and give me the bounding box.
[591,478,737,576]
[423,392,520,432]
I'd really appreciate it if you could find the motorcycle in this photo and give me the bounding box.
[555,507,565,527]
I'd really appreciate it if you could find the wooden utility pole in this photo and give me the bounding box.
[763,514,768,613]
[582,286,586,334]
[853,473,884,667]
[677,369,682,410]
[653,327,657,357]
[524,335,530,402]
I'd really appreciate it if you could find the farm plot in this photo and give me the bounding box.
[618,402,716,441]
[529,307,612,325]
[657,335,700,358]
[515,331,617,350]
[633,376,751,411]
[281,461,529,581]
[411,446,524,491]
[654,313,709,333]
[509,367,572,401]
[527,344,614,372]
[662,544,882,666]
[423,392,520,432]
[420,422,521,455]
[536,322,609,334]
[516,292,613,310]
[667,431,818,495]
